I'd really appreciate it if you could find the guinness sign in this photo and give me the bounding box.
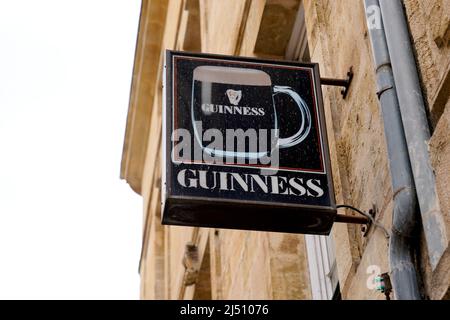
[162,51,336,234]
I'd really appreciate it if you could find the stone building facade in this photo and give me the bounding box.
[121,0,450,299]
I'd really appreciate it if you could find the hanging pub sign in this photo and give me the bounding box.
[162,50,336,235]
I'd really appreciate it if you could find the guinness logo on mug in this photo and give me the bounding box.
[162,51,336,235]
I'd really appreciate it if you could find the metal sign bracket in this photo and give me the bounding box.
[320,66,354,99]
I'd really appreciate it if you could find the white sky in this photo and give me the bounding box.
[0,1,143,299]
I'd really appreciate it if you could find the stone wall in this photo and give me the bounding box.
[404,0,450,299]
[303,0,392,299]
[404,0,450,126]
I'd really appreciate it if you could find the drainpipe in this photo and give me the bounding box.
[379,0,447,269]
[364,0,421,300]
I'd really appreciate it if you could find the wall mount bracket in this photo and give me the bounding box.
[334,204,390,238]
[320,67,354,99]
[335,213,369,225]
[334,204,371,226]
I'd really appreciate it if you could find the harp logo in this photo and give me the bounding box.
[226,89,242,105]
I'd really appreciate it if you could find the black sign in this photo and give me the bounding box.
[162,51,336,234]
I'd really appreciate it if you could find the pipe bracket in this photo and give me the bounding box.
[376,85,394,99]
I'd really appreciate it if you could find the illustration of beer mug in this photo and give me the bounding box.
[191,66,311,160]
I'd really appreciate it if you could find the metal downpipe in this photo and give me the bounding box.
[379,0,446,269]
[364,0,421,299]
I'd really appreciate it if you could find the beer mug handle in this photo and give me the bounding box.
[273,85,312,148]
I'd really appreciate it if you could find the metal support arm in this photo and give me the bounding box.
[320,67,354,99]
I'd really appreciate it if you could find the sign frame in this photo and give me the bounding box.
[162,50,336,235]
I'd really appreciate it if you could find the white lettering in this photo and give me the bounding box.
[201,103,266,117]
[177,170,326,198]
[177,169,198,188]
[306,179,324,197]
